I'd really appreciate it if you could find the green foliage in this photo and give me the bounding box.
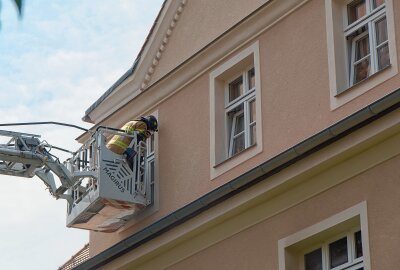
[13,0,23,16]
[0,0,24,28]
[2,0,24,21]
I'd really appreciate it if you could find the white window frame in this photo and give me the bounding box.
[349,31,370,84]
[278,202,371,270]
[146,133,155,205]
[225,67,256,158]
[324,0,398,109]
[228,109,245,157]
[345,0,388,86]
[303,227,364,270]
[373,17,390,61]
[209,41,262,179]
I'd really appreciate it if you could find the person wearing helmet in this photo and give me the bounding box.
[145,115,158,133]
[106,116,158,163]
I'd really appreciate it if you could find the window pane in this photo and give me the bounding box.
[232,134,245,155]
[347,0,366,24]
[305,248,323,270]
[248,68,255,90]
[147,160,155,205]
[149,160,155,184]
[375,17,388,45]
[234,113,245,135]
[227,104,243,130]
[373,0,385,8]
[355,35,370,61]
[250,124,256,146]
[329,237,348,268]
[355,231,363,258]
[150,182,154,205]
[377,43,390,70]
[147,134,155,154]
[354,58,370,83]
[229,76,243,102]
[249,99,256,123]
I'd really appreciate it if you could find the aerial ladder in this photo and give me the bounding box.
[0,126,152,232]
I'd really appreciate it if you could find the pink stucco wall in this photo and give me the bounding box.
[89,0,400,256]
[165,154,400,270]
[149,0,269,85]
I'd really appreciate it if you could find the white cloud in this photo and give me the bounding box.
[0,0,163,269]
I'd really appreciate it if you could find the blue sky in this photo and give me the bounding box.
[0,1,163,269]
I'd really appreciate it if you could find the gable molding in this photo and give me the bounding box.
[141,0,188,91]
[86,0,310,126]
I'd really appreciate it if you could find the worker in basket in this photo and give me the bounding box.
[106,115,158,167]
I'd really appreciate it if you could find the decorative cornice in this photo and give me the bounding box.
[140,0,188,90]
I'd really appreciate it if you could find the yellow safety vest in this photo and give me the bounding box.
[106,120,150,155]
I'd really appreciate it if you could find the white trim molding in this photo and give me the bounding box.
[209,41,262,179]
[325,0,398,110]
[278,201,371,270]
[140,0,188,90]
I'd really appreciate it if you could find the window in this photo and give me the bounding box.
[226,67,256,157]
[325,0,397,109]
[304,228,364,270]
[146,133,155,205]
[209,41,262,179]
[278,202,370,270]
[345,0,389,86]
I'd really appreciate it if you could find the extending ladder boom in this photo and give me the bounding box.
[0,128,152,232]
[0,130,73,198]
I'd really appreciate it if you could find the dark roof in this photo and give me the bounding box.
[83,60,139,122]
[75,88,400,270]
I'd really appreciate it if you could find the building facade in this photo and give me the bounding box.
[73,0,400,269]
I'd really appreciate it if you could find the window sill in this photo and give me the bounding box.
[335,64,392,98]
[213,143,257,169]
